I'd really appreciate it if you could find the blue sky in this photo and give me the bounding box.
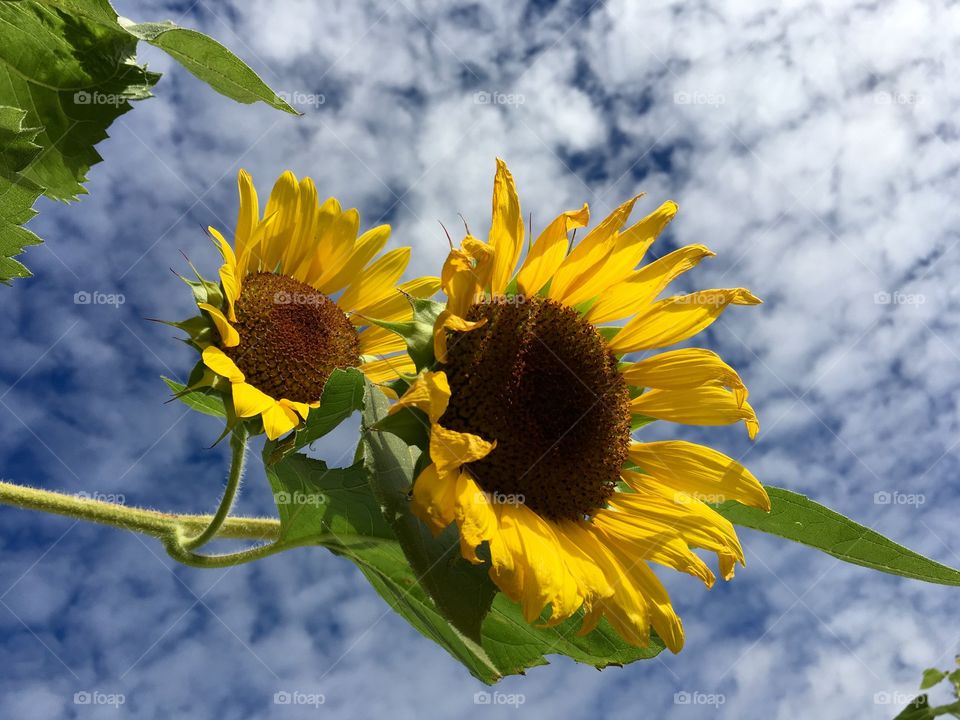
[1,0,958,717]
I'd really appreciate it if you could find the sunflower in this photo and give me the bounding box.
[389,159,768,652]
[182,169,439,440]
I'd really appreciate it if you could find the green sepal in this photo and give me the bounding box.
[365,295,444,372]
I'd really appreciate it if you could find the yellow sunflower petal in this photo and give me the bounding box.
[358,325,407,355]
[452,471,500,563]
[489,158,524,295]
[388,370,450,422]
[350,277,441,326]
[491,503,584,624]
[358,355,415,384]
[515,203,589,296]
[430,424,495,473]
[286,176,320,281]
[585,244,715,324]
[235,169,259,277]
[259,400,301,440]
[613,476,746,578]
[548,194,641,305]
[593,508,715,587]
[197,302,239,347]
[631,385,759,439]
[411,462,457,535]
[232,381,276,418]
[319,224,391,296]
[608,288,762,354]
[259,170,301,272]
[312,205,360,291]
[628,440,770,511]
[621,347,749,405]
[433,311,487,363]
[337,247,411,313]
[201,345,243,382]
[594,200,679,287]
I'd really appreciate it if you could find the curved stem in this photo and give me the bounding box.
[180,425,248,551]
[0,480,280,542]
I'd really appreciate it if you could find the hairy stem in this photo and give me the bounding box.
[180,425,248,551]
[0,480,280,543]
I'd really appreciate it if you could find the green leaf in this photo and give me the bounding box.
[0,107,43,284]
[715,487,960,585]
[119,19,297,115]
[0,0,160,201]
[922,669,949,690]
[294,368,365,449]
[893,695,931,720]
[162,377,226,417]
[361,379,498,643]
[0,0,296,283]
[369,296,444,371]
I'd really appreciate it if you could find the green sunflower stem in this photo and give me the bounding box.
[179,425,249,551]
[0,480,279,543]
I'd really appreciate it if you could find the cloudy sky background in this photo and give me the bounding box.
[1,0,958,717]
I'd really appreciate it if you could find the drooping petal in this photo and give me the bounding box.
[490,503,584,624]
[608,288,762,354]
[433,310,487,363]
[611,477,746,580]
[630,385,759,439]
[515,203,589,296]
[197,303,239,347]
[628,440,770,511]
[410,462,457,535]
[201,346,244,383]
[585,244,715,324]
[259,400,301,440]
[232,381,276,417]
[488,158,524,295]
[621,347,749,405]
[430,424,495,473]
[388,370,450,423]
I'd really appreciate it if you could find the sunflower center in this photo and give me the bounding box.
[221,272,360,403]
[440,296,631,521]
